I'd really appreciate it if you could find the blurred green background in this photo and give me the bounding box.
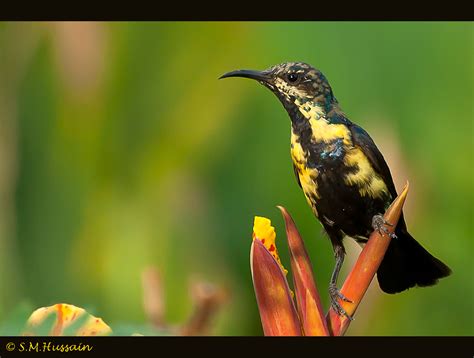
[0,22,472,336]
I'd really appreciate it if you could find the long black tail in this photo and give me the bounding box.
[377,225,451,294]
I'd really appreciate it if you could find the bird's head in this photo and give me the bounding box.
[220,62,337,114]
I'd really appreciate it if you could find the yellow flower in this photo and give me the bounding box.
[24,303,112,336]
[250,211,327,336]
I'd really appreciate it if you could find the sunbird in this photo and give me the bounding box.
[220,62,451,317]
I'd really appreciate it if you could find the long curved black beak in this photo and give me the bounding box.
[219,69,271,82]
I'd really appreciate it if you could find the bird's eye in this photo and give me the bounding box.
[287,73,299,83]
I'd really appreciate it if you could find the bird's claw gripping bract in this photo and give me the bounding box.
[329,283,353,321]
[372,214,398,239]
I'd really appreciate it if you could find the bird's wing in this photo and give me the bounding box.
[293,163,302,188]
[349,123,398,199]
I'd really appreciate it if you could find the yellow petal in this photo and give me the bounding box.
[252,216,288,275]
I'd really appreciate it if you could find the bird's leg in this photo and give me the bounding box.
[329,244,353,320]
[372,214,397,239]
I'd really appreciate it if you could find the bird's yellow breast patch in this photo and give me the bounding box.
[291,131,320,216]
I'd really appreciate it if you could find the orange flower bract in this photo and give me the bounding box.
[250,182,409,336]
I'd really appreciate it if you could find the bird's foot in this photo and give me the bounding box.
[329,283,353,320]
[372,214,397,239]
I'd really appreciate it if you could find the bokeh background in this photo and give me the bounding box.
[0,22,472,336]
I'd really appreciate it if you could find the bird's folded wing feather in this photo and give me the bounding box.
[349,123,398,199]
